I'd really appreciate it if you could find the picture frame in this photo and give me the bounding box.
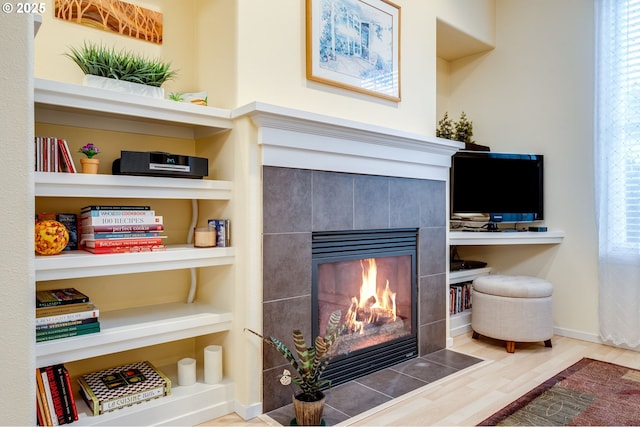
[306,0,401,102]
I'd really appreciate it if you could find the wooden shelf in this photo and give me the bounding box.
[36,245,234,281]
[449,230,565,246]
[36,302,232,367]
[34,78,232,139]
[35,172,232,200]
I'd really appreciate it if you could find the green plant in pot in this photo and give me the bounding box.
[246,310,344,426]
[65,42,176,96]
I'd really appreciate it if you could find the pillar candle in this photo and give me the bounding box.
[177,357,196,386]
[204,345,223,384]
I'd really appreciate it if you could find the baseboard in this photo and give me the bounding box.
[233,400,263,421]
[553,327,601,344]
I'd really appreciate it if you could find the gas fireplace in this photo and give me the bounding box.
[312,229,418,386]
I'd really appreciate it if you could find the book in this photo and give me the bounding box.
[81,210,156,218]
[80,232,161,241]
[53,365,74,424]
[83,237,165,249]
[208,219,231,247]
[36,317,99,331]
[40,368,59,426]
[35,305,99,327]
[45,366,65,425]
[55,213,78,251]
[35,368,53,426]
[81,205,151,212]
[36,288,90,308]
[81,224,164,233]
[77,361,171,416]
[60,366,79,422]
[57,138,77,173]
[36,321,101,338]
[36,324,101,342]
[36,302,96,318]
[83,245,167,254]
[80,216,163,227]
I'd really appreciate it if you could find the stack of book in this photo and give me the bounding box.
[207,219,231,247]
[36,288,100,343]
[35,136,77,173]
[80,205,167,254]
[449,281,473,315]
[36,363,79,425]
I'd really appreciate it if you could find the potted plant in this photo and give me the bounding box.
[436,111,487,150]
[65,42,177,98]
[78,143,100,174]
[246,310,344,426]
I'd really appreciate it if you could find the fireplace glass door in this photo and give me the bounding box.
[312,229,418,385]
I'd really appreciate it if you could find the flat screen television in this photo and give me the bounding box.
[450,151,544,222]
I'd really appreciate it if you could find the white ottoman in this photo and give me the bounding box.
[471,274,553,353]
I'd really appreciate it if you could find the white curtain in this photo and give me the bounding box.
[595,0,640,349]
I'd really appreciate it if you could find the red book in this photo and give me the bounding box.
[83,237,164,248]
[83,244,167,254]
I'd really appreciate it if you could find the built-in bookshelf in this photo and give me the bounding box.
[33,78,236,425]
[447,231,565,339]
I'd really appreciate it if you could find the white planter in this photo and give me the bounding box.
[83,75,165,99]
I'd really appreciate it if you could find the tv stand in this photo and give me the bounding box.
[447,230,565,340]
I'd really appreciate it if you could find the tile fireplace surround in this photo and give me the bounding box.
[246,103,462,413]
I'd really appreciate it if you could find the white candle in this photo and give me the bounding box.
[177,357,196,386]
[204,345,223,384]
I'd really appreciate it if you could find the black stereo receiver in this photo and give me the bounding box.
[112,151,208,179]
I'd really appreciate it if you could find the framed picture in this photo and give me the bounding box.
[306,0,401,102]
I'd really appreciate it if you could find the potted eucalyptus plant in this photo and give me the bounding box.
[65,42,177,98]
[246,310,344,426]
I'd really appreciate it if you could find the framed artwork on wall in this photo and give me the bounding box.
[306,0,401,102]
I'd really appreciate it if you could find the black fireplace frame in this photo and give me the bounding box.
[311,228,419,387]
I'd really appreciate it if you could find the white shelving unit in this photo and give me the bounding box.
[34,79,236,425]
[449,268,491,337]
[448,230,565,337]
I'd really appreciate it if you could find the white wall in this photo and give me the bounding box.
[0,13,36,426]
[446,0,599,340]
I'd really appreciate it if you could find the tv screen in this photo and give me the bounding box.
[450,151,544,222]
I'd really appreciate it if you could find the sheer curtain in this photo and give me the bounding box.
[595,0,640,349]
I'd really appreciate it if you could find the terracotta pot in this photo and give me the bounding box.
[292,391,325,426]
[80,158,99,174]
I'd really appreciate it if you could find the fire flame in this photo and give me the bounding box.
[345,258,397,334]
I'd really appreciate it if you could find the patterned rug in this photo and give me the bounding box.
[479,358,640,426]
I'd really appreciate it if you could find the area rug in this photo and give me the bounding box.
[478,358,640,426]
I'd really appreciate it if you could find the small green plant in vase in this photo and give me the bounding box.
[78,143,100,174]
[246,310,344,425]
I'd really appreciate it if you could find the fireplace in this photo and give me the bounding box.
[312,229,418,386]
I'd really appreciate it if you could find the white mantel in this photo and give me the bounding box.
[235,102,463,181]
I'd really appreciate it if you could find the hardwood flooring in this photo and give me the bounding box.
[199,333,640,426]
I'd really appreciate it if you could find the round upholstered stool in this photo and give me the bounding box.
[471,274,553,353]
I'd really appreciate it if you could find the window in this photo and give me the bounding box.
[596,0,640,254]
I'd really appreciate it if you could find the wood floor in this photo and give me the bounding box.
[199,333,640,426]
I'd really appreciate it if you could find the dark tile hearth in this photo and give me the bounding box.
[265,349,482,426]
